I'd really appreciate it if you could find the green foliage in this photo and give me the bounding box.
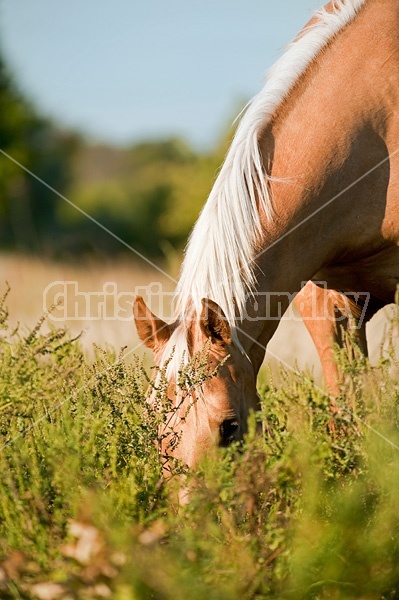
[58,137,224,258]
[0,291,399,598]
[0,49,233,259]
[0,57,78,252]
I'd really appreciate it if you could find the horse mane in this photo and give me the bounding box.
[162,0,368,375]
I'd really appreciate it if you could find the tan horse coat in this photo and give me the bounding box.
[135,0,399,470]
[263,0,399,391]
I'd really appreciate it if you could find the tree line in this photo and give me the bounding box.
[0,54,231,260]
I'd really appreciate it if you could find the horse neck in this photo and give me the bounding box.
[239,0,399,365]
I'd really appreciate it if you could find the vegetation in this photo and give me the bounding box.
[59,137,226,258]
[0,57,79,252]
[0,285,398,600]
[0,47,231,260]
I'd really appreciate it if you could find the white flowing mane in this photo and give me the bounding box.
[162,0,367,374]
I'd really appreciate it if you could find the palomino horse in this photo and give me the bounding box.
[134,0,399,471]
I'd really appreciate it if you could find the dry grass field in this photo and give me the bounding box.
[0,252,174,360]
[0,252,392,382]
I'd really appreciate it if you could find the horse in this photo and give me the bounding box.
[134,0,399,474]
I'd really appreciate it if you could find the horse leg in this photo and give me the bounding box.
[294,281,375,397]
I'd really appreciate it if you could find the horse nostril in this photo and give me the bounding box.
[219,419,239,447]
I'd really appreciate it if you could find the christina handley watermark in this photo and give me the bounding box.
[43,281,174,322]
[43,280,370,327]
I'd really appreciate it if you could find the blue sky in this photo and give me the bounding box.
[1,1,317,149]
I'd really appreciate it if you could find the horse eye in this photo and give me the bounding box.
[219,419,239,447]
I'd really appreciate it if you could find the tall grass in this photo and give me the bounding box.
[0,286,398,599]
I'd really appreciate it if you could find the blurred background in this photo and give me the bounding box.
[0,0,389,374]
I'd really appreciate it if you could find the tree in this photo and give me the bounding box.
[0,54,78,251]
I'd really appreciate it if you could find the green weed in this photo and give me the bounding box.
[0,287,398,599]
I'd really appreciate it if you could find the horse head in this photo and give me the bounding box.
[133,296,260,474]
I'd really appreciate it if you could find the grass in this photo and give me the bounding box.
[0,285,399,599]
[0,252,175,355]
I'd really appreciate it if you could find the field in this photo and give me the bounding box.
[0,253,391,375]
[1,255,399,599]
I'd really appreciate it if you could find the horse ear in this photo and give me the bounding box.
[133,296,171,350]
[200,298,231,346]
